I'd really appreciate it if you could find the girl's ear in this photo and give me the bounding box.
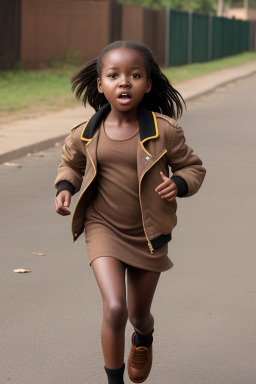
[97,78,104,93]
[145,78,152,94]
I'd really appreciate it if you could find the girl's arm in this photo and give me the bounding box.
[167,124,206,198]
[54,127,87,215]
[54,127,87,193]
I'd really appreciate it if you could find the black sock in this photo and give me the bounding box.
[104,363,125,384]
[134,329,154,348]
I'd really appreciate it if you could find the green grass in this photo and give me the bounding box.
[0,51,256,123]
[0,65,78,110]
[163,52,256,83]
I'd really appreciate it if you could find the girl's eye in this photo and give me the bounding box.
[132,74,141,79]
[108,73,118,79]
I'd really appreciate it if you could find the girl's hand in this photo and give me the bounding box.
[155,172,178,202]
[55,190,72,216]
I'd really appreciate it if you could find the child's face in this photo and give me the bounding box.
[97,48,152,113]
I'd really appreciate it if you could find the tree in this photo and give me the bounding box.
[119,0,165,8]
[119,0,226,13]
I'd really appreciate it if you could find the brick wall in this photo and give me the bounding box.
[1,0,166,69]
[21,0,110,68]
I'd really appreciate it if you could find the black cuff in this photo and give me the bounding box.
[56,181,75,197]
[171,176,188,197]
[151,233,172,250]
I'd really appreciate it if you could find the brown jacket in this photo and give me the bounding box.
[55,104,206,253]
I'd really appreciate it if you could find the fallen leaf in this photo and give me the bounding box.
[4,162,22,168]
[27,152,46,157]
[32,252,45,256]
[13,269,32,273]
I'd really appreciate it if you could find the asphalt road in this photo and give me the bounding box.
[1,74,256,384]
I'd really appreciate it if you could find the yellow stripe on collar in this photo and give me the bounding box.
[140,112,159,155]
[81,118,91,142]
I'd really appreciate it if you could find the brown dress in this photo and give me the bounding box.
[84,124,173,272]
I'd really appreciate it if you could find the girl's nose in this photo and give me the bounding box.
[119,76,130,87]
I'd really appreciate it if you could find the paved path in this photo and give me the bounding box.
[1,73,256,384]
[0,60,256,163]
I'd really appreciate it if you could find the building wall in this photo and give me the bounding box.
[21,0,110,68]
[248,9,256,21]
[225,8,256,21]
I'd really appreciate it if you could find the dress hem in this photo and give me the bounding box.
[89,254,173,273]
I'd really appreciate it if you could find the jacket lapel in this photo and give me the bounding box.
[138,106,159,156]
[81,103,111,142]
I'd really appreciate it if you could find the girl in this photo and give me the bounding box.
[55,41,206,384]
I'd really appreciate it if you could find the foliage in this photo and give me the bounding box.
[230,0,256,8]
[1,51,256,123]
[118,0,247,13]
[119,0,165,8]
[165,0,217,13]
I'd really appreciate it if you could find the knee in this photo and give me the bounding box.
[104,301,128,329]
[128,310,151,331]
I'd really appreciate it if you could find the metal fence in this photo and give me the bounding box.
[166,9,255,66]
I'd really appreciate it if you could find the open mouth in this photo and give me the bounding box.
[117,93,132,105]
[118,93,131,99]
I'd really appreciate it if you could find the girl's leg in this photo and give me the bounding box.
[127,266,161,336]
[91,257,128,369]
[126,266,161,382]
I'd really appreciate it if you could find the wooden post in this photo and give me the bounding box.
[109,0,122,43]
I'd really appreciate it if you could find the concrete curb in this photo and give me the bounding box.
[1,68,256,164]
[0,135,67,164]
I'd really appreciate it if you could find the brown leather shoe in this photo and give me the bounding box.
[128,332,152,383]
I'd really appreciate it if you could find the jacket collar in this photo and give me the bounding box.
[81,103,159,153]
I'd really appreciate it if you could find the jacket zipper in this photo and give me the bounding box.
[71,145,96,242]
[139,149,167,254]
